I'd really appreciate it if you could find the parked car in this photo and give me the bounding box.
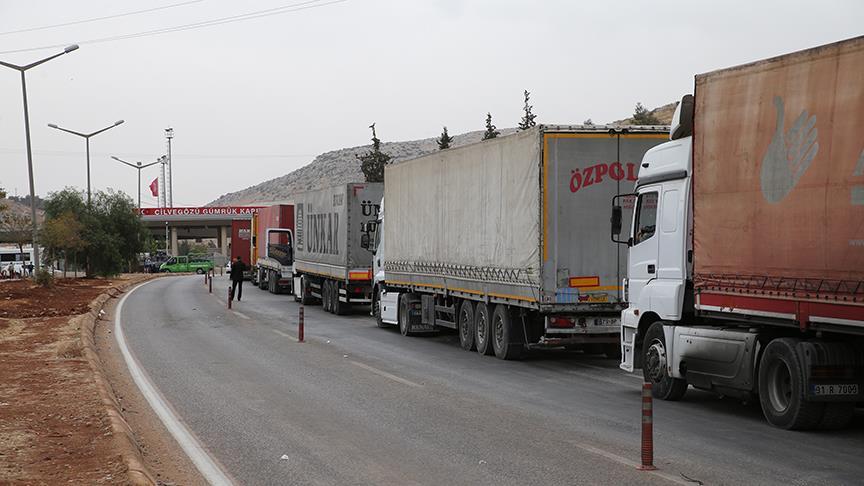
[159,255,214,274]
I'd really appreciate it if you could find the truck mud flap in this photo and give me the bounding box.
[797,341,864,402]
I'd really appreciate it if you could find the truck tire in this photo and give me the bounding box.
[457,300,475,351]
[398,293,415,337]
[374,287,388,328]
[333,282,347,315]
[474,303,495,356]
[643,322,687,401]
[758,338,825,430]
[298,276,313,305]
[268,271,276,293]
[322,280,332,313]
[196,268,204,274]
[491,305,524,360]
[258,269,267,290]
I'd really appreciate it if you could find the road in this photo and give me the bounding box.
[119,275,864,486]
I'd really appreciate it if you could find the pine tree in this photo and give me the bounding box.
[437,126,454,150]
[518,90,537,130]
[482,113,499,140]
[632,102,661,125]
[356,123,392,183]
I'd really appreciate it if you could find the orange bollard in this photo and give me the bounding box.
[298,305,305,342]
[639,382,656,471]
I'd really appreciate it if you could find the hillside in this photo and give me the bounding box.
[208,102,677,206]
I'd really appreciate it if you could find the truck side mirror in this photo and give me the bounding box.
[611,206,622,236]
[611,193,635,245]
[360,233,370,250]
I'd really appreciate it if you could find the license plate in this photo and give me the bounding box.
[593,318,619,327]
[811,384,859,396]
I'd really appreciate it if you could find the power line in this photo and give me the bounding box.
[0,0,347,55]
[0,0,206,37]
[0,148,316,158]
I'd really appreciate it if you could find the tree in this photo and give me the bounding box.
[41,211,86,277]
[0,211,32,269]
[437,126,454,150]
[518,90,537,130]
[632,102,661,125]
[43,188,147,277]
[356,123,392,183]
[483,113,499,140]
[583,118,595,126]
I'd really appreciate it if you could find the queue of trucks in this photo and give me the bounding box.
[230,37,862,430]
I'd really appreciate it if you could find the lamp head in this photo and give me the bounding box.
[115,120,124,126]
[47,123,58,129]
[64,44,79,54]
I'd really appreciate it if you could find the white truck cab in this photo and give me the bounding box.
[619,97,694,372]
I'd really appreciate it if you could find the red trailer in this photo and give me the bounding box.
[250,204,295,293]
[230,220,252,279]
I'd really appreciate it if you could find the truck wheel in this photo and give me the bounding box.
[333,282,347,315]
[643,322,687,401]
[299,276,312,305]
[491,305,524,360]
[758,338,825,430]
[322,280,332,312]
[474,303,495,356]
[258,270,267,290]
[398,293,414,337]
[196,268,204,274]
[457,300,475,351]
[374,287,388,328]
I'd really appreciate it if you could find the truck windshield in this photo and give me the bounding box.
[633,192,658,245]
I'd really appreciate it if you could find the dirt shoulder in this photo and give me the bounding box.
[0,276,203,485]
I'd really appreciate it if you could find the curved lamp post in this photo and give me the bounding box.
[111,156,160,209]
[48,119,125,204]
[0,44,79,275]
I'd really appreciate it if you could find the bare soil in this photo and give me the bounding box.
[0,278,113,319]
[0,294,126,484]
[0,276,202,485]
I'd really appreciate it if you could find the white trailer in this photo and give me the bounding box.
[367,125,668,359]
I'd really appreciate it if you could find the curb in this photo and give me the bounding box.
[77,275,162,486]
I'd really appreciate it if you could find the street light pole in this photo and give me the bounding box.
[165,127,174,208]
[111,156,160,209]
[0,44,79,276]
[48,119,125,205]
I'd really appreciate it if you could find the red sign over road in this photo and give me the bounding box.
[139,206,264,217]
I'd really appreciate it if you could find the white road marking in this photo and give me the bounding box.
[232,310,251,320]
[116,280,235,486]
[349,360,424,388]
[572,443,692,485]
[272,329,296,339]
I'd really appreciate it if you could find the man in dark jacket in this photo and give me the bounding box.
[230,256,247,301]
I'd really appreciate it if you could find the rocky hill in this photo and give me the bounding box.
[208,102,677,206]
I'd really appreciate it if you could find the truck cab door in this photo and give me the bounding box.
[628,189,660,310]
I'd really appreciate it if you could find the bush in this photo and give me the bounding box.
[35,268,54,288]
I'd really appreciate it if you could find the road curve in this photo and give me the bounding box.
[119,275,864,486]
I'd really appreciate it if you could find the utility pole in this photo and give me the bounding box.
[0,44,79,277]
[165,127,174,207]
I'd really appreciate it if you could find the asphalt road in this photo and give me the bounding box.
[120,275,864,486]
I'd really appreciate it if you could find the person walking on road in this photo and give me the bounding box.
[230,256,247,301]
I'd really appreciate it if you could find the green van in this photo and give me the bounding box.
[159,255,214,274]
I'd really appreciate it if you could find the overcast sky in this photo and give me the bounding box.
[0,0,861,206]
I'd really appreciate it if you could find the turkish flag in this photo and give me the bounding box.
[149,178,159,197]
